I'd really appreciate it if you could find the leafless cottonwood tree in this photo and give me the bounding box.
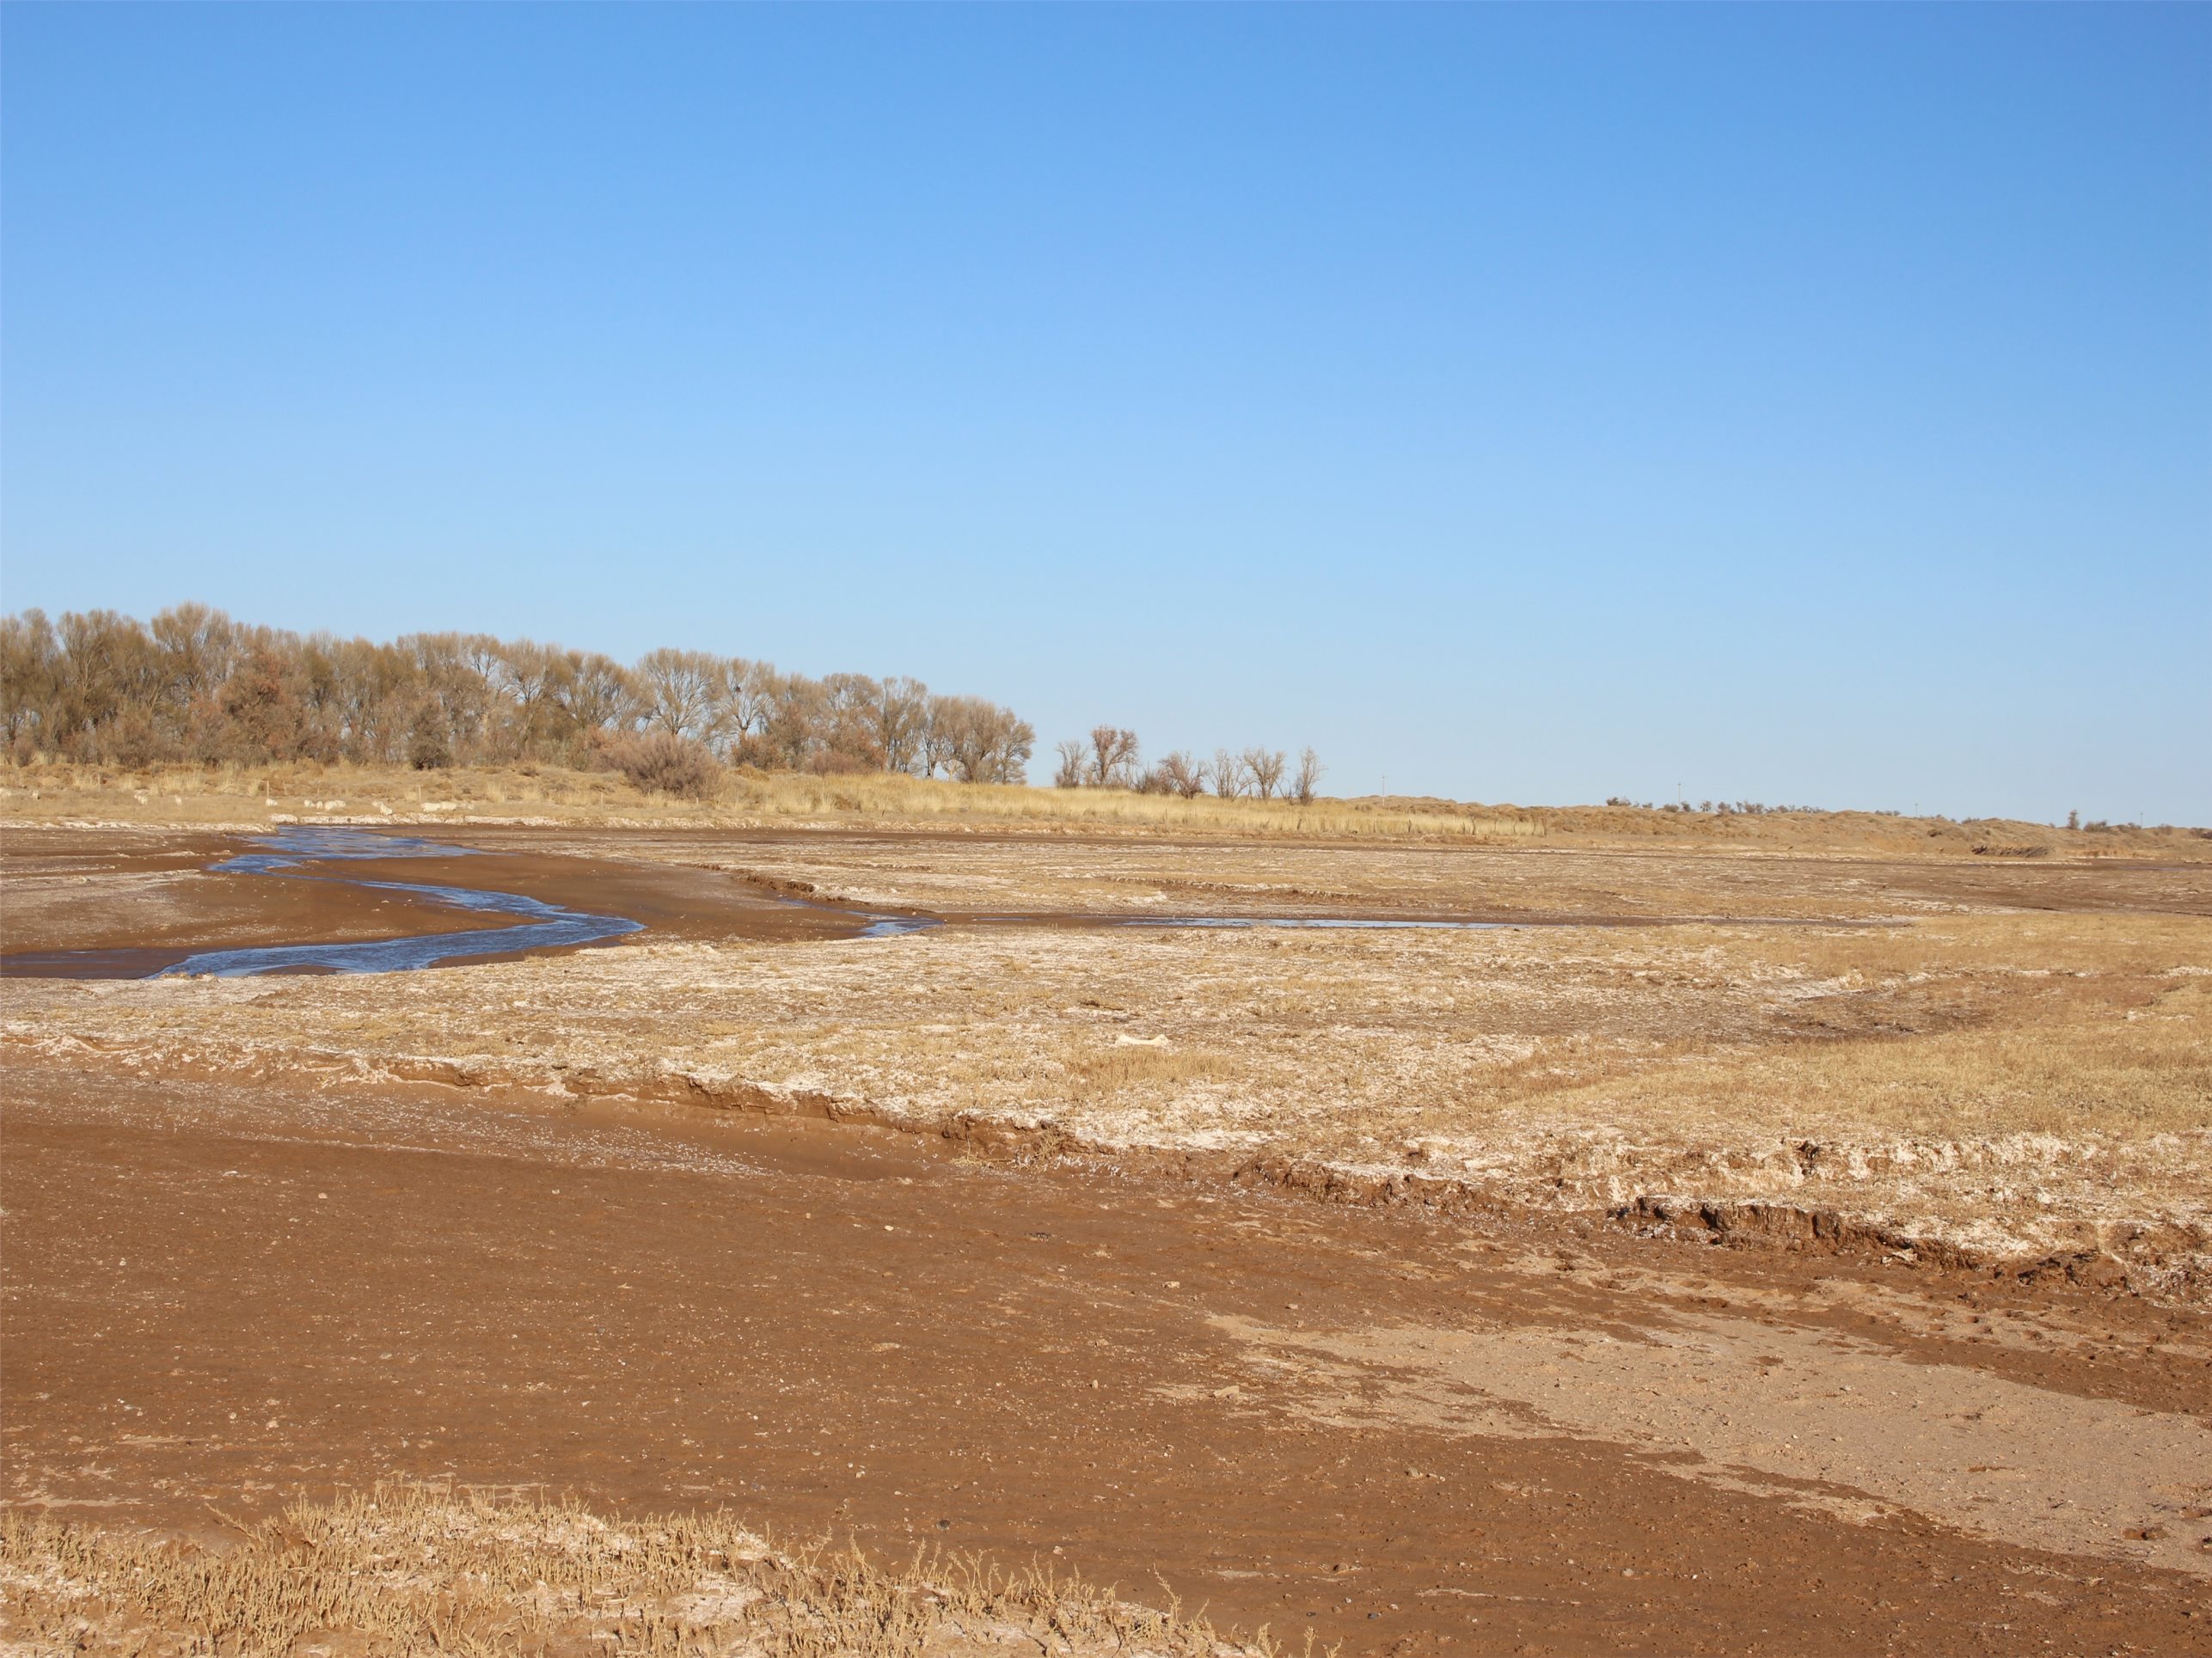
[551,651,640,737]
[6,604,1344,800]
[493,641,567,760]
[872,676,933,774]
[1154,750,1207,798]
[817,674,892,772]
[1242,747,1287,801]
[147,603,237,709]
[1088,725,1142,789]
[1052,739,1087,789]
[714,658,774,750]
[1210,747,1244,798]
[634,648,727,743]
[0,604,1035,785]
[932,696,1035,784]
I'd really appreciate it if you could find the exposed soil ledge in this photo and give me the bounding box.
[1195,1149,2209,1300]
[12,1028,2203,1304]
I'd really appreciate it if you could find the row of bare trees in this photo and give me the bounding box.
[0,606,1034,783]
[1053,725,1323,805]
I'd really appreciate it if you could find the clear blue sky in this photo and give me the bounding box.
[4,4,2207,823]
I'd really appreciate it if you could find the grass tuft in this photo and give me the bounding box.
[0,1484,1281,1658]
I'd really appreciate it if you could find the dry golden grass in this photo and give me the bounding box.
[0,1486,1272,1658]
[7,758,2203,858]
[1387,915,2212,1141]
[3,823,2207,1288]
[1067,1043,1237,1092]
[11,902,2204,1285]
[560,827,2212,925]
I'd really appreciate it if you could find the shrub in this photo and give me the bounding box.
[407,710,451,771]
[603,731,725,800]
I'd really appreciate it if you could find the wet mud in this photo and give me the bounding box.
[0,827,868,976]
[1,826,1909,982]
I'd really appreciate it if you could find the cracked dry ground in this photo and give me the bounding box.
[3,826,2209,1654]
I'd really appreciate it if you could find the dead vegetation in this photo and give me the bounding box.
[0,1486,1271,1658]
[9,904,2205,1292]
[603,732,727,802]
[6,760,2205,858]
[3,826,2207,1294]
[581,829,2212,921]
[1067,1042,1236,1093]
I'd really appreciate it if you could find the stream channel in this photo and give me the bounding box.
[7,828,1563,980]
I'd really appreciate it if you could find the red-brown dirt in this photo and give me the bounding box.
[5,1054,2207,1655]
[4,824,2209,1654]
[0,829,864,976]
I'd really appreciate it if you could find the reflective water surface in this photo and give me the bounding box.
[164,828,644,977]
[9,827,1625,982]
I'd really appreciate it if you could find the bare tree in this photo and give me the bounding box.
[149,603,238,707]
[819,673,888,771]
[292,633,350,762]
[934,695,1034,784]
[920,702,953,779]
[634,648,727,743]
[1052,739,1086,789]
[1088,725,1141,789]
[52,609,162,759]
[758,670,827,770]
[1210,746,1244,798]
[219,638,305,762]
[1291,746,1324,805]
[719,658,775,747]
[401,633,494,767]
[494,639,564,759]
[456,635,507,757]
[551,652,640,738]
[1155,750,1207,798]
[0,604,1046,790]
[322,635,415,765]
[873,676,932,775]
[1243,746,1287,801]
[0,610,58,755]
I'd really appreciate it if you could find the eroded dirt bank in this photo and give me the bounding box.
[9,824,2207,1298]
[6,1055,2208,1655]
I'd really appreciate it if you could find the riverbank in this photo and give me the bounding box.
[5,822,2205,1297]
[8,759,2203,858]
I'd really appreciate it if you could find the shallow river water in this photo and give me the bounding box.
[166,826,646,977]
[9,827,1620,980]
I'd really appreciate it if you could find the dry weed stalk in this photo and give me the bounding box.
[0,1485,1281,1658]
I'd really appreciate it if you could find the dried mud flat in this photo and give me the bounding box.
[3,823,2209,1654]
[8,823,2209,1294]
